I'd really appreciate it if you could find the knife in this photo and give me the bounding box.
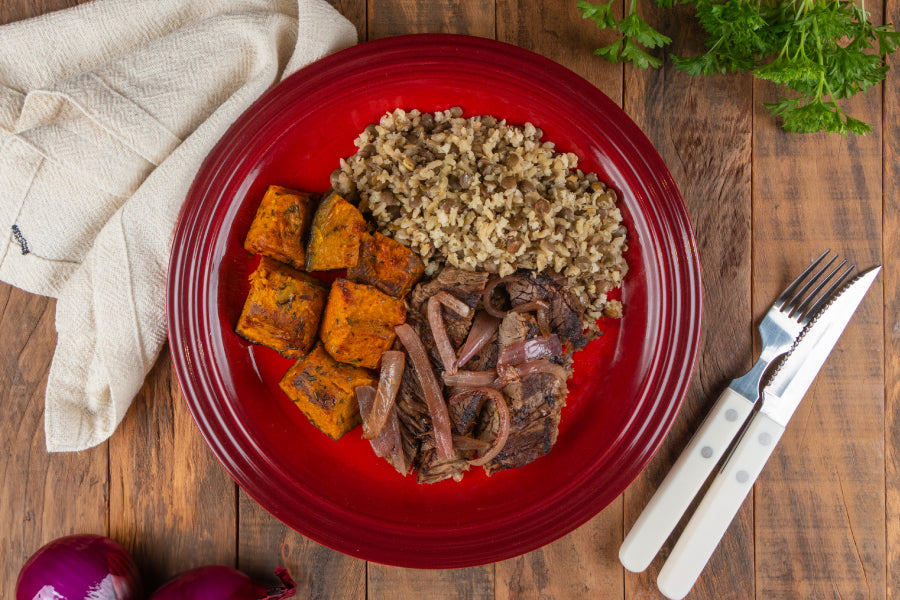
[655,265,881,600]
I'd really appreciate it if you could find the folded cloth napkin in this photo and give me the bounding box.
[0,0,356,451]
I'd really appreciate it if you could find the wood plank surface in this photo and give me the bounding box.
[885,1,900,598]
[751,12,886,597]
[0,1,895,599]
[623,3,755,599]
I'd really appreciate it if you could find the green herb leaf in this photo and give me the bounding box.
[578,0,618,29]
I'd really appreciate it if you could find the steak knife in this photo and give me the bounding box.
[656,265,881,600]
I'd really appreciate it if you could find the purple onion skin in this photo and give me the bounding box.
[16,534,141,600]
[148,566,264,600]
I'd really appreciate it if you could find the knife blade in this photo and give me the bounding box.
[760,265,881,427]
[656,265,881,600]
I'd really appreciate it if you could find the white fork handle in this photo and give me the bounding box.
[656,411,785,600]
[619,387,755,573]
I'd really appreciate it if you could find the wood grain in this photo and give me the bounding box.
[622,4,755,599]
[109,350,237,591]
[751,13,886,597]
[885,2,900,598]
[493,2,625,597]
[0,286,108,600]
[361,4,498,598]
[228,3,371,597]
[368,0,494,40]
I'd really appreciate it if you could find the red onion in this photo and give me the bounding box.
[511,300,549,313]
[455,311,500,369]
[149,565,295,600]
[395,323,455,459]
[515,358,570,381]
[463,388,511,467]
[357,385,407,474]
[432,290,472,318]
[16,534,141,600]
[442,370,500,388]
[363,351,405,439]
[536,308,551,337]
[497,334,562,366]
[428,295,460,375]
[481,275,522,318]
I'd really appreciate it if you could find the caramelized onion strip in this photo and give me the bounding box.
[481,275,523,318]
[442,370,500,388]
[497,334,563,366]
[428,295,460,375]
[515,358,570,381]
[456,311,500,369]
[394,323,455,459]
[464,387,511,467]
[433,290,472,318]
[363,351,405,439]
[511,300,549,313]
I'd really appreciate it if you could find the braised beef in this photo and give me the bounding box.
[506,269,589,348]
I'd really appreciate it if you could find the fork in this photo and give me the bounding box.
[618,250,853,574]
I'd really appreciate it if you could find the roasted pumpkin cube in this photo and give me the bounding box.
[279,343,376,440]
[236,257,328,358]
[306,191,367,271]
[243,185,316,269]
[320,279,406,368]
[348,232,425,298]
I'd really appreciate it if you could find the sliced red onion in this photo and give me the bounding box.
[515,358,570,381]
[16,534,141,600]
[363,351,405,439]
[536,308,551,337]
[442,370,500,388]
[428,295,460,375]
[452,435,491,452]
[511,300,549,313]
[456,311,500,369]
[395,323,455,459]
[481,275,523,318]
[432,290,472,318]
[357,385,407,475]
[149,565,295,600]
[465,387,511,467]
[497,334,562,366]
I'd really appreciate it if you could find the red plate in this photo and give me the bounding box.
[167,34,701,568]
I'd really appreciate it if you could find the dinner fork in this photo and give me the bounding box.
[619,250,853,573]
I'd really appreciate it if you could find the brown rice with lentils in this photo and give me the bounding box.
[331,107,627,326]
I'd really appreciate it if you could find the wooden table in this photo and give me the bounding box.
[1,1,896,598]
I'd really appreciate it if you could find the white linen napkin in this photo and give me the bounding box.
[0,0,357,451]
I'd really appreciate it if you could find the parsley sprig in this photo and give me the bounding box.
[577,0,900,134]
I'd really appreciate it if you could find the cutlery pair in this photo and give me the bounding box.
[619,250,881,600]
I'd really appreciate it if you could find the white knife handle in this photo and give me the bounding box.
[656,411,786,600]
[619,387,755,573]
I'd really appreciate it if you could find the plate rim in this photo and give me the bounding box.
[167,33,703,568]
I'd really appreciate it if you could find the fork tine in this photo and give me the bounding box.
[774,249,832,309]
[791,259,848,317]
[782,251,838,313]
[796,263,855,324]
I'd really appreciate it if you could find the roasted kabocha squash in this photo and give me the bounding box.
[348,232,425,298]
[236,257,328,358]
[279,343,376,440]
[243,185,316,269]
[305,191,368,271]
[319,279,406,368]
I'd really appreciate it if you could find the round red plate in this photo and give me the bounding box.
[167,34,701,568]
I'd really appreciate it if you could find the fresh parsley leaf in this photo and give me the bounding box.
[578,0,670,69]
[578,0,617,29]
[578,0,900,134]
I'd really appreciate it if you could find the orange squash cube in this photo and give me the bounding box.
[235,257,328,358]
[320,279,406,368]
[243,185,316,269]
[348,232,425,298]
[305,191,368,271]
[279,343,376,440]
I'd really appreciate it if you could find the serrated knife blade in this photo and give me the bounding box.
[760,265,881,427]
